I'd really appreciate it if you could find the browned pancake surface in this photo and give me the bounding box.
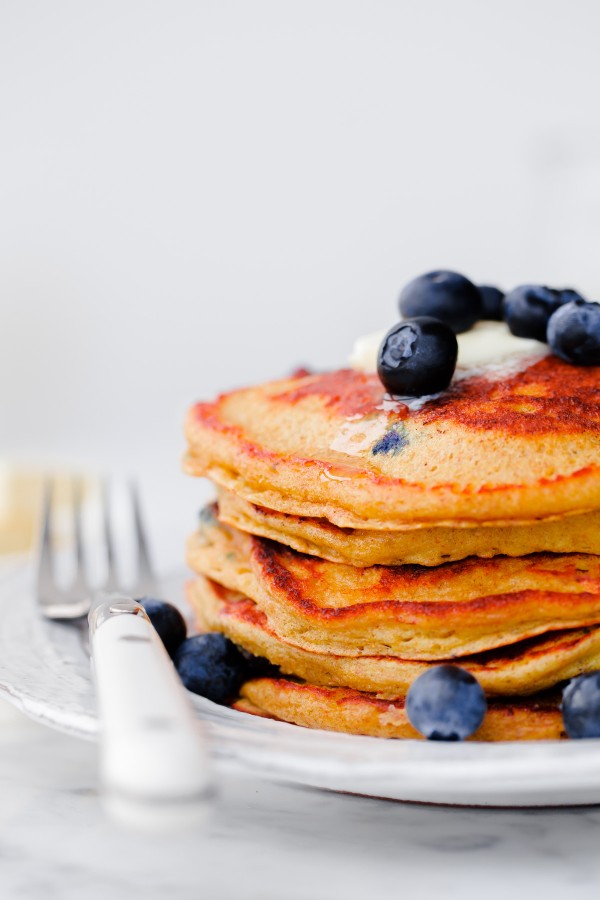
[188,517,600,659]
[190,576,600,697]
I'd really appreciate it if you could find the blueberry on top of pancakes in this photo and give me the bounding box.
[502,284,585,342]
[377,317,458,397]
[547,299,600,366]
[399,270,482,334]
[478,284,505,321]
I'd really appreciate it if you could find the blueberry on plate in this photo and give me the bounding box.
[198,504,218,526]
[398,271,482,334]
[239,646,280,679]
[377,317,458,397]
[173,633,248,704]
[478,284,505,321]
[406,665,487,741]
[547,300,600,366]
[562,672,600,738]
[502,284,585,342]
[139,597,187,657]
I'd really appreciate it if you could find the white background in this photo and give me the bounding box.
[2,0,600,565]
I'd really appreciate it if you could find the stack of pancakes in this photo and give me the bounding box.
[184,351,600,741]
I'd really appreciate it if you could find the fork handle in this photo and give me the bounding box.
[90,599,213,827]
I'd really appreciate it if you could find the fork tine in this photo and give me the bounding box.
[36,479,55,592]
[101,481,119,593]
[130,481,158,597]
[36,478,90,619]
[72,478,86,584]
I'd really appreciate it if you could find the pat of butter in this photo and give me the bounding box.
[350,320,546,373]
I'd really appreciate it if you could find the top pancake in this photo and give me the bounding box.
[184,354,600,527]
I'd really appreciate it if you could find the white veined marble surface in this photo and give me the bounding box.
[2,697,600,900]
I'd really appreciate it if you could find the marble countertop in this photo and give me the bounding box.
[2,699,600,899]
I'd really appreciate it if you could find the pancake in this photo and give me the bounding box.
[217,489,600,567]
[239,677,566,741]
[232,697,276,719]
[190,576,600,697]
[187,515,600,659]
[184,355,600,527]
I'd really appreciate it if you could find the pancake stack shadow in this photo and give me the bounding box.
[183,359,600,741]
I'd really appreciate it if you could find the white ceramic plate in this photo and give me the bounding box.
[3,559,600,807]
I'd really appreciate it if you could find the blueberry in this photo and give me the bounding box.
[559,289,586,305]
[139,597,187,657]
[371,426,409,456]
[198,504,217,525]
[478,285,504,321]
[562,672,600,738]
[377,317,458,397]
[399,271,482,334]
[502,285,585,342]
[173,633,248,704]
[239,646,280,679]
[405,665,487,741]
[547,300,600,366]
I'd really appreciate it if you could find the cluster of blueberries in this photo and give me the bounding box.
[378,270,600,397]
[139,598,269,704]
[405,664,600,741]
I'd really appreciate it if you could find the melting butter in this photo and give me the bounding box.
[331,321,549,459]
[350,320,546,373]
[329,415,390,456]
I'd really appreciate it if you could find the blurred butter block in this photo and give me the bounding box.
[0,467,92,555]
[0,466,44,555]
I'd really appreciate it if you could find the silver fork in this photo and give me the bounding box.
[37,479,213,828]
[37,480,157,619]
